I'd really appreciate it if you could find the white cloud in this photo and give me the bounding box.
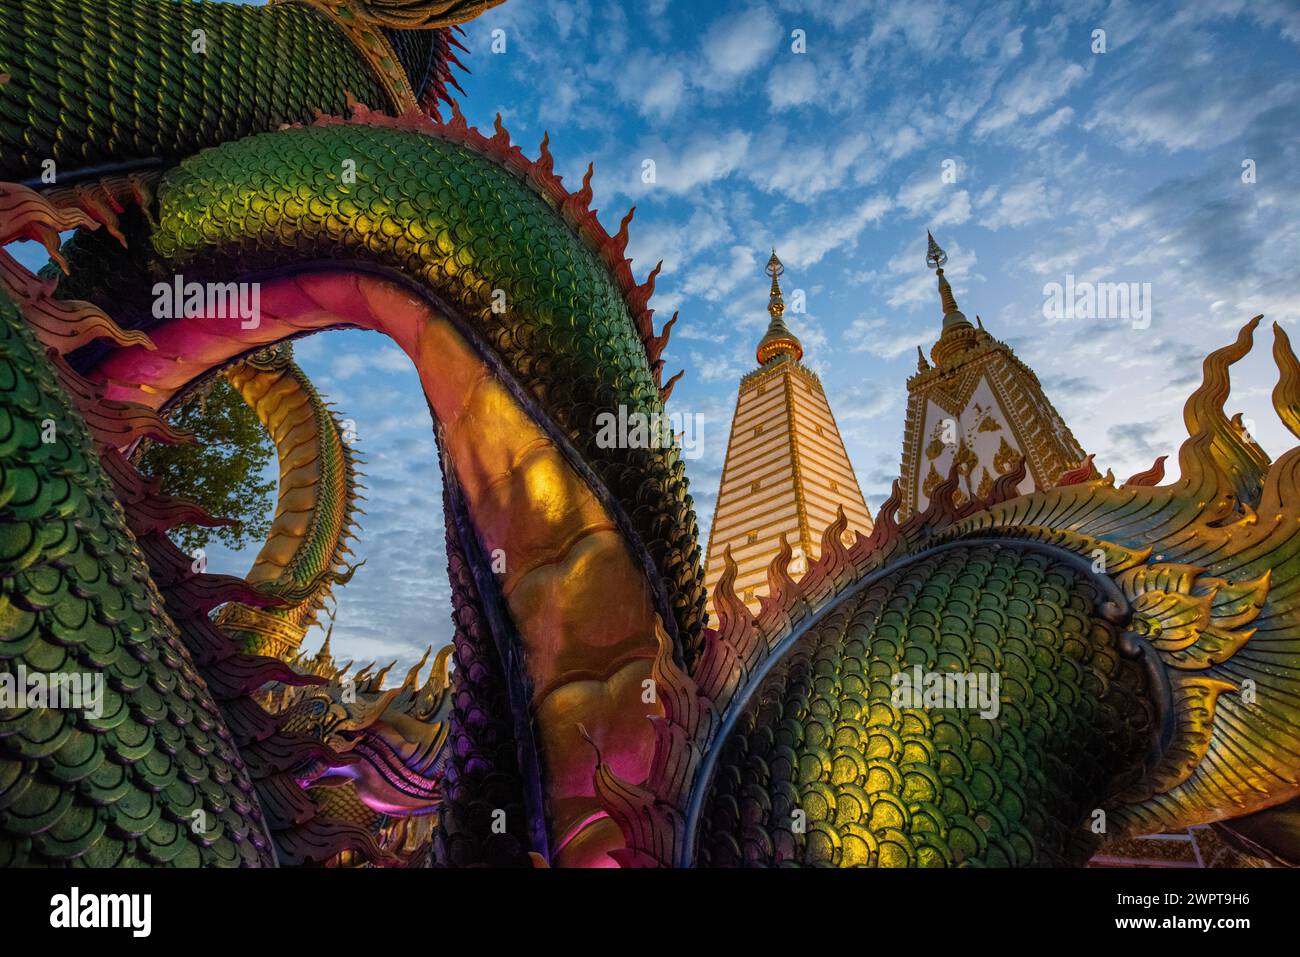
[625,201,736,276]
[931,190,972,226]
[615,53,688,120]
[959,3,1027,61]
[1033,105,1073,138]
[845,315,931,359]
[681,245,762,302]
[746,128,872,202]
[872,235,979,310]
[1087,73,1299,152]
[882,125,924,160]
[894,169,972,226]
[625,130,752,196]
[331,345,411,380]
[766,58,820,109]
[779,194,892,267]
[975,58,1091,137]
[863,1,962,57]
[699,8,782,90]
[979,178,1052,230]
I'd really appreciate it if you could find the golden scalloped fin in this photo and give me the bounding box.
[1207,570,1271,630]
[1130,676,1240,800]
[1113,322,1300,831]
[1117,564,1265,669]
[959,522,1151,576]
[1275,322,1300,439]
[1177,315,1271,508]
[334,688,404,735]
[259,560,365,605]
[1110,558,1297,833]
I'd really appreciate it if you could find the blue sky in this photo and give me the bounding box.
[18,0,1300,673]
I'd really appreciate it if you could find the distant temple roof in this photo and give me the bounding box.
[756,249,804,366]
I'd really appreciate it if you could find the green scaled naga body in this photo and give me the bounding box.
[0,0,498,178]
[2,0,1300,870]
[0,289,278,866]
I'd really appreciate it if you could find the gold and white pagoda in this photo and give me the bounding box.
[897,232,1087,517]
[703,251,874,616]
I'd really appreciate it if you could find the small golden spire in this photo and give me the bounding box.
[926,230,969,330]
[925,230,947,271]
[767,249,785,317]
[316,604,337,664]
[756,249,803,365]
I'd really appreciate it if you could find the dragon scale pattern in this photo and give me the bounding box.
[696,543,1155,867]
[1,0,1299,870]
[217,348,363,660]
[0,293,275,866]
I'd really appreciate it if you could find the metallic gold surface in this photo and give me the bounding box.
[422,303,663,864]
[216,347,362,660]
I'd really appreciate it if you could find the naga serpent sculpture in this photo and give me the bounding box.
[1,0,1300,868]
[218,344,451,866]
[215,342,364,662]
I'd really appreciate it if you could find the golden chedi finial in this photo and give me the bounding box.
[927,231,978,368]
[926,230,970,331]
[756,249,804,366]
[318,604,337,664]
[767,248,785,315]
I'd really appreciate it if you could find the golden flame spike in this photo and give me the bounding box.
[432,644,454,689]
[1176,316,1269,507]
[399,645,432,693]
[1273,322,1300,439]
[372,659,398,691]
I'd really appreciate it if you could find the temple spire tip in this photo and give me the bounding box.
[925,231,968,331]
[756,249,803,366]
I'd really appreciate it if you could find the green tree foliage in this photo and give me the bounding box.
[137,377,277,554]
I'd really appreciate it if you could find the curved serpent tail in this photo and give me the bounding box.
[0,0,525,867]
[216,343,364,660]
